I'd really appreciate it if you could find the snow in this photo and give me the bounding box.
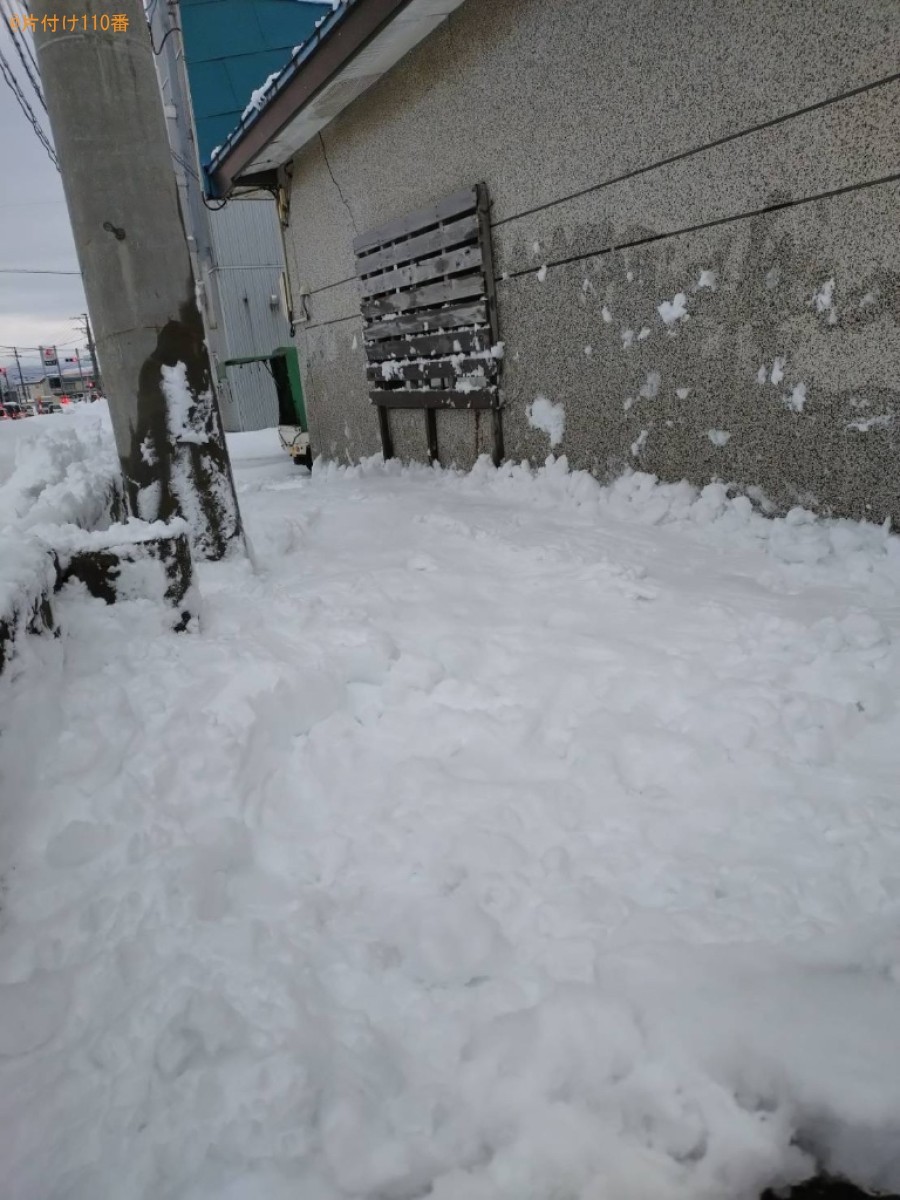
[0,404,119,623]
[813,278,837,324]
[786,383,808,414]
[163,361,210,446]
[658,292,689,326]
[33,517,190,556]
[707,429,732,447]
[241,70,282,120]
[536,264,548,283]
[4,423,900,1198]
[630,427,649,456]
[601,305,612,323]
[0,404,118,530]
[697,269,718,290]
[770,357,786,386]
[847,414,892,433]
[639,371,661,400]
[675,387,690,400]
[526,395,565,446]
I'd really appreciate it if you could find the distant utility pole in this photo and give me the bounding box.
[75,311,101,392]
[33,0,242,559]
[12,347,26,403]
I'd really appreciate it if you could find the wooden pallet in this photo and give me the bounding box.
[353,183,503,466]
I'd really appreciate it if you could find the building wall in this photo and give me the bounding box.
[285,0,900,522]
[208,197,291,431]
[151,2,293,433]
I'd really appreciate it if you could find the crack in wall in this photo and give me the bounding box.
[318,132,358,236]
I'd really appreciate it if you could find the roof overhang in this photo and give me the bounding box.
[208,0,467,198]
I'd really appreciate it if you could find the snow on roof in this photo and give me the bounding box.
[211,0,352,168]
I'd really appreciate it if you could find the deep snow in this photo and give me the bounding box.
[2,418,900,1200]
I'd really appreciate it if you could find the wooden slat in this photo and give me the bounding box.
[369,389,497,410]
[475,182,504,470]
[360,244,482,299]
[361,273,485,319]
[356,213,479,277]
[425,409,438,463]
[376,405,394,459]
[353,186,478,255]
[364,329,490,362]
[363,302,488,342]
[368,357,498,384]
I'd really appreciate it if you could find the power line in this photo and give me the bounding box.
[0,0,47,112]
[1,0,41,76]
[0,268,81,275]
[0,45,58,169]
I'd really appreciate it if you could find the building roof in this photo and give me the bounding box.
[179,0,332,166]
[207,0,466,197]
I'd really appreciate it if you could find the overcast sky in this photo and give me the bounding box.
[0,28,88,375]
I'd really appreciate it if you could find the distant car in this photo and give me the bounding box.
[36,398,63,414]
[1,401,24,419]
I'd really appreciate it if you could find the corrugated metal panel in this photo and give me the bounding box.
[208,197,285,267]
[209,198,292,430]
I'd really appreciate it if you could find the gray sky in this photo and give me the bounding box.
[0,26,88,376]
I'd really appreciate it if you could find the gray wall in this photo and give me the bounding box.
[285,0,900,522]
[208,198,290,432]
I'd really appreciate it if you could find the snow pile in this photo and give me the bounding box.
[0,532,57,628]
[0,406,118,533]
[0,405,120,644]
[2,438,900,1198]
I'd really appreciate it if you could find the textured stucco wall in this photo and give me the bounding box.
[284,0,900,522]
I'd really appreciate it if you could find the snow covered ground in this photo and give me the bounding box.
[2,418,900,1200]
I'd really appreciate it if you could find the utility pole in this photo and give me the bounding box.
[12,347,26,404]
[75,311,101,392]
[33,0,242,559]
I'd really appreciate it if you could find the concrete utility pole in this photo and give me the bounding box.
[12,347,26,402]
[75,312,102,392]
[33,0,242,559]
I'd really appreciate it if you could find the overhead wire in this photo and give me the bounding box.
[0,0,46,111]
[0,46,58,168]
[0,268,81,275]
